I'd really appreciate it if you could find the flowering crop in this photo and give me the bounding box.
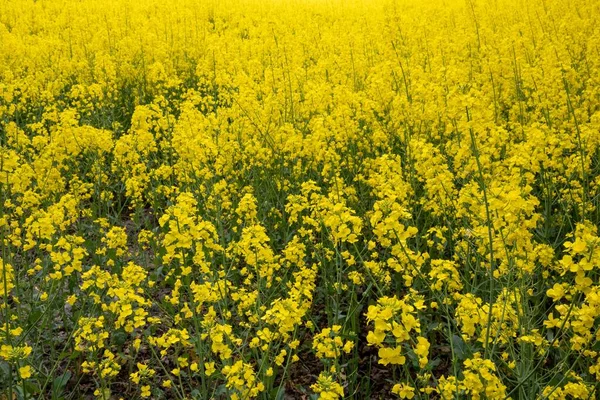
[1,0,600,398]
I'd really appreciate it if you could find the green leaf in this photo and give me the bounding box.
[24,379,41,396]
[53,370,72,392]
[451,334,467,360]
[270,387,286,400]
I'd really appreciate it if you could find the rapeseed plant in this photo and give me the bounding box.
[1,0,600,398]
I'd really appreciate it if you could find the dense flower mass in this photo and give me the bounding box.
[1,0,600,398]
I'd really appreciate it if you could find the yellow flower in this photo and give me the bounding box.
[414,337,430,368]
[378,347,406,366]
[311,372,344,400]
[10,327,23,336]
[140,385,151,398]
[547,283,566,302]
[392,383,415,399]
[19,365,32,379]
[204,362,215,376]
[66,295,77,305]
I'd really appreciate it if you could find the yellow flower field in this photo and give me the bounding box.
[1,0,600,398]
